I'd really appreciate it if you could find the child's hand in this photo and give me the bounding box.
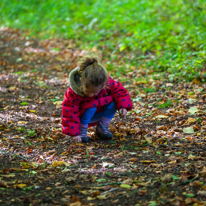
[119,108,127,118]
[73,135,82,142]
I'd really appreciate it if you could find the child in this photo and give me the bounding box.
[62,55,133,142]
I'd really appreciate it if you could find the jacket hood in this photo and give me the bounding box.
[69,67,85,97]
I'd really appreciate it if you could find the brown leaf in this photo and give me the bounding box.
[65,177,76,184]
[128,158,137,162]
[197,191,206,196]
[55,182,61,187]
[46,149,56,155]
[200,166,206,177]
[71,196,79,203]
[73,185,82,188]
[122,179,133,185]
[0,181,7,187]
[23,196,31,203]
[90,190,100,197]
[193,181,203,188]
[157,125,167,131]
[103,185,112,191]
[1,168,10,174]
[162,174,172,182]
[185,197,192,204]
[69,202,82,206]
[141,160,156,164]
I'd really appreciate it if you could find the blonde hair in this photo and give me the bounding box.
[78,55,108,89]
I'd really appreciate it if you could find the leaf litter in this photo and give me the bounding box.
[0,28,206,205]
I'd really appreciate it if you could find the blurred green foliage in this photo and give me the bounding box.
[0,0,206,81]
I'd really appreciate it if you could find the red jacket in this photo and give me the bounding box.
[62,69,133,136]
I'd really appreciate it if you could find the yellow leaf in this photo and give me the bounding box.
[141,160,156,164]
[64,162,71,167]
[52,161,65,167]
[46,187,52,190]
[168,160,176,164]
[29,110,37,113]
[15,184,27,189]
[18,121,28,125]
[145,137,152,143]
[3,106,10,110]
[187,117,196,124]
[188,154,196,160]
[80,190,89,195]
[96,195,107,200]
[193,78,201,84]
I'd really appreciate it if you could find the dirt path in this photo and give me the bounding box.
[0,27,206,206]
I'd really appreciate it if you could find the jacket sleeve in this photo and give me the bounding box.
[62,88,81,136]
[107,77,133,111]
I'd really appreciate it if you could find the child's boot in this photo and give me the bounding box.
[96,119,113,139]
[80,125,89,143]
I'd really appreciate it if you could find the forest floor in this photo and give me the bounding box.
[0,27,206,206]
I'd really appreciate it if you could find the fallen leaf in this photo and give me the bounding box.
[145,137,152,143]
[0,173,15,178]
[80,190,89,195]
[187,118,196,124]
[122,179,133,185]
[29,110,37,113]
[18,121,28,125]
[52,161,65,167]
[0,181,7,187]
[102,162,114,168]
[183,127,194,134]
[46,149,56,155]
[71,196,79,202]
[55,182,61,186]
[200,167,206,177]
[74,185,82,189]
[128,158,137,162]
[96,179,106,183]
[96,195,107,200]
[197,191,206,196]
[156,115,168,119]
[188,154,196,160]
[120,184,132,189]
[69,201,81,206]
[65,177,76,184]
[90,190,100,197]
[189,107,199,114]
[15,184,27,189]
[53,101,63,108]
[20,102,28,106]
[87,197,95,201]
[141,160,156,163]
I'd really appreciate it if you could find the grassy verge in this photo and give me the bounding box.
[0,0,206,82]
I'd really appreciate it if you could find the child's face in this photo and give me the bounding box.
[82,84,103,97]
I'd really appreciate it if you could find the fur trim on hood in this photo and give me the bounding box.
[69,67,85,97]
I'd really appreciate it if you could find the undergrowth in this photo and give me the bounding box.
[0,0,206,82]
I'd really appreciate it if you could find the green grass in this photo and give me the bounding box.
[0,0,206,81]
